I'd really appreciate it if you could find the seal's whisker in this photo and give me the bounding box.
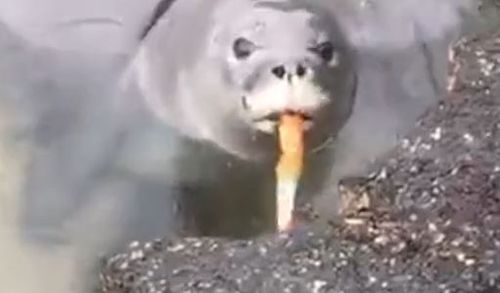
[308,135,335,155]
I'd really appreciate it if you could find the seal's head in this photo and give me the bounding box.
[134,0,357,161]
[206,1,356,159]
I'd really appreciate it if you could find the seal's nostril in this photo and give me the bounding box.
[296,64,306,77]
[271,65,286,79]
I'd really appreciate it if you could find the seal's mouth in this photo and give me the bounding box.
[241,75,328,134]
[252,111,313,134]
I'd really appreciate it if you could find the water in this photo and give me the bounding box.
[0,1,496,293]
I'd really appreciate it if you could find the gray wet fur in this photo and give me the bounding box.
[125,0,357,160]
[0,0,476,292]
[115,0,359,239]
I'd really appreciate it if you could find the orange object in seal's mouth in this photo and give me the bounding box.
[275,112,305,232]
[252,111,313,134]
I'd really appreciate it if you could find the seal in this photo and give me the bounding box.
[125,0,357,162]
[116,0,357,236]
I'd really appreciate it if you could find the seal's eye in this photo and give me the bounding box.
[311,41,335,63]
[233,37,256,60]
